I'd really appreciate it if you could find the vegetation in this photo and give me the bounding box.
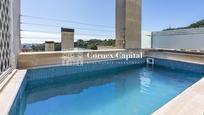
[30,39,115,51]
[31,44,45,51]
[55,43,61,51]
[188,19,204,28]
[163,19,204,31]
[74,39,115,50]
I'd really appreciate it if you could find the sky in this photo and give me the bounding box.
[21,0,204,43]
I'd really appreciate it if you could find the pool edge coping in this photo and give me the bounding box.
[0,70,27,115]
[152,77,204,115]
[1,58,204,115]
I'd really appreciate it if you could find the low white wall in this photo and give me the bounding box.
[18,49,145,69]
[152,28,204,50]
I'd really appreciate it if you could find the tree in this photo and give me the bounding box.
[31,44,45,51]
[74,39,115,50]
[87,44,98,50]
[55,43,61,51]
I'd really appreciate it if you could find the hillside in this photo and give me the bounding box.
[188,19,204,28]
[163,19,204,31]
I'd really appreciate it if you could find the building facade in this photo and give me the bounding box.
[0,0,11,77]
[0,0,20,80]
[116,0,141,49]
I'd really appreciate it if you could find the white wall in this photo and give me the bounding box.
[142,31,151,49]
[11,0,21,68]
[152,28,204,50]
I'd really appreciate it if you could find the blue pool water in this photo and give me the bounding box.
[15,64,203,115]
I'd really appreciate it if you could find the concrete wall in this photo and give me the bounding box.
[18,49,204,69]
[152,28,204,50]
[145,50,204,65]
[11,0,21,68]
[61,28,74,51]
[125,0,141,49]
[116,0,126,49]
[116,0,141,49]
[45,41,55,51]
[18,49,145,69]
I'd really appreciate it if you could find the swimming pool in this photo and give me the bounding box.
[9,58,204,115]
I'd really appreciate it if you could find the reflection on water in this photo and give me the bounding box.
[26,65,143,103]
[12,65,203,115]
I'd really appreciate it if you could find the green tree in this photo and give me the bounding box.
[55,43,61,51]
[31,44,45,51]
[87,44,98,50]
